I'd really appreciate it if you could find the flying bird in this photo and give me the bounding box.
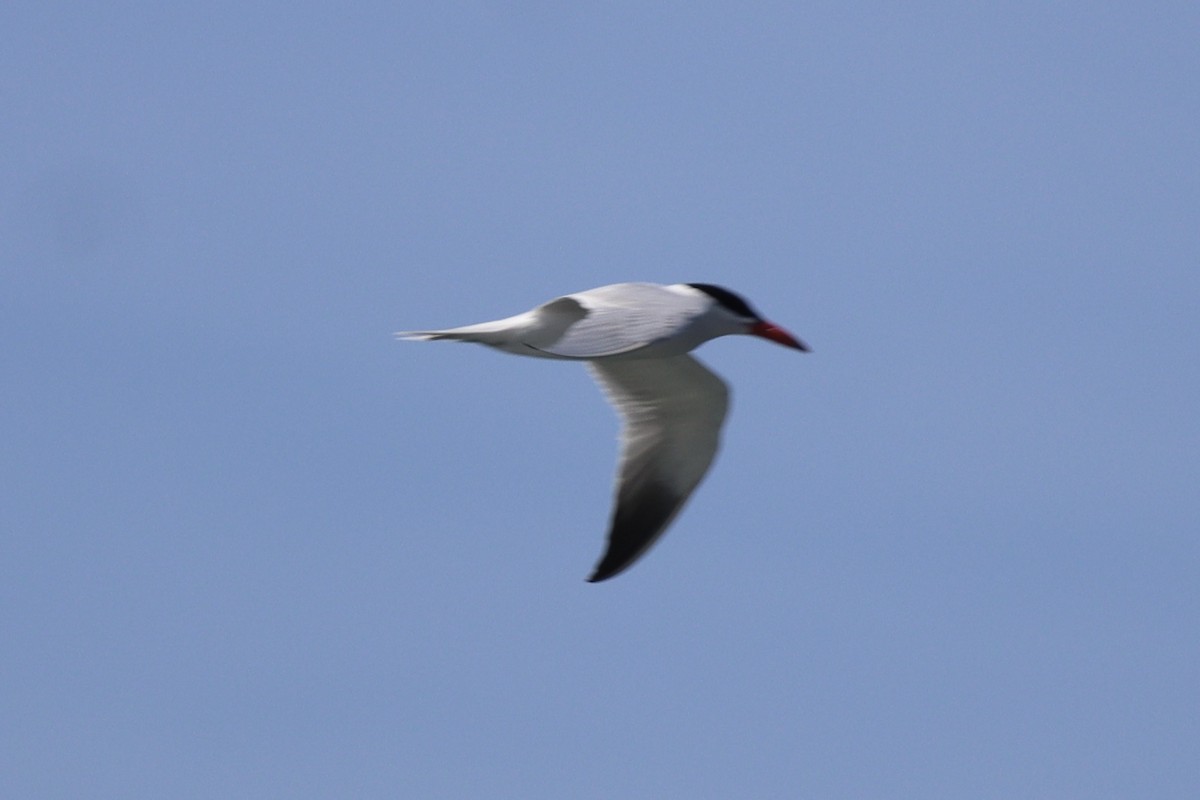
[397,282,808,582]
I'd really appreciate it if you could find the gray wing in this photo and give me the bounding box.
[532,284,708,358]
[585,355,730,582]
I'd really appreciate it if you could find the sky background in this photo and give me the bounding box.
[3,2,1198,797]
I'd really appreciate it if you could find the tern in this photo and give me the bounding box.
[398,282,808,582]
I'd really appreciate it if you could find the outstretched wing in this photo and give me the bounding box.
[585,354,730,582]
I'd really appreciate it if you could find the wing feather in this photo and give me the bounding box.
[585,355,729,582]
[533,284,707,358]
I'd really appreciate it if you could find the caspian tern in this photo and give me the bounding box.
[398,282,808,582]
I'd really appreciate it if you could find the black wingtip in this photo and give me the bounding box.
[585,568,617,584]
[584,482,683,584]
[585,559,623,583]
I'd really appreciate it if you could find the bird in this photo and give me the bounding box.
[397,282,808,582]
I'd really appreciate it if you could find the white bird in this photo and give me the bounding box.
[397,282,808,582]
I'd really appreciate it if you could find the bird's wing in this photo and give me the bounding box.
[530,284,707,358]
[585,354,730,582]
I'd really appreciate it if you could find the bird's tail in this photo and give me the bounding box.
[394,329,467,342]
[394,316,525,345]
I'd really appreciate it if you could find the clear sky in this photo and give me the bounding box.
[3,2,1198,797]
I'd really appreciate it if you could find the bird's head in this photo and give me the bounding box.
[686,283,810,352]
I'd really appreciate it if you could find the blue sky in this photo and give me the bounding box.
[3,2,1198,797]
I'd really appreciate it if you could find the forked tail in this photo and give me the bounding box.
[393,317,523,345]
